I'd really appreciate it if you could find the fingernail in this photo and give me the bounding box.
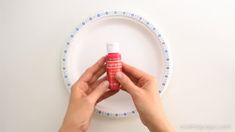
[115,72,123,79]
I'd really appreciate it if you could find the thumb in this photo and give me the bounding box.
[89,80,109,103]
[115,72,138,95]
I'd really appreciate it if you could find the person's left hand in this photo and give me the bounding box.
[60,56,118,132]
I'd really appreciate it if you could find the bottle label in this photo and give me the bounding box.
[106,54,122,90]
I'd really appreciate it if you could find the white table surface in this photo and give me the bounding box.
[0,0,235,132]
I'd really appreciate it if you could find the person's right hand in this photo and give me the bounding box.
[115,63,173,132]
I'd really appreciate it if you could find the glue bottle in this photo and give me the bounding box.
[106,42,122,90]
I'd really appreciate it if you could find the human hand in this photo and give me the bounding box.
[115,63,173,132]
[60,57,118,132]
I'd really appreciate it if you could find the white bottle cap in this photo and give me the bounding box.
[107,42,120,53]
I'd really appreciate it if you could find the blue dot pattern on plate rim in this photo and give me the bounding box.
[62,11,172,118]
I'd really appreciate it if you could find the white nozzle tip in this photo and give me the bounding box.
[107,42,120,53]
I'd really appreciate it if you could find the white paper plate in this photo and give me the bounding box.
[61,11,172,118]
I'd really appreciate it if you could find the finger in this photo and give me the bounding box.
[87,76,107,94]
[89,65,106,84]
[124,71,138,84]
[91,76,107,88]
[122,62,149,81]
[115,72,138,95]
[79,56,106,82]
[89,80,109,103]
[96,90,119,103]
[71,81,89,93]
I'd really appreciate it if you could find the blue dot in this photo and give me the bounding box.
[146,22,149,24]
[64,50,67,53]
[82,22,85,25]
[162,83,165,86]
[89,17,92,20]
[70,34,73,38]
[131,14,134,16]
[97,14,100,17]
[139,17,142,20]
[76,28,79,31]
[165,50,168,53]
[162,42,165,44]
[124,113,127,116]
[165,75,168,78]
[114,11,117,14]
[66,42,70,45]
[105,12,108,15]
[64,75,67,78]
[153,27,156,30]
[166,58,169,61]
[158,34,161,37]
